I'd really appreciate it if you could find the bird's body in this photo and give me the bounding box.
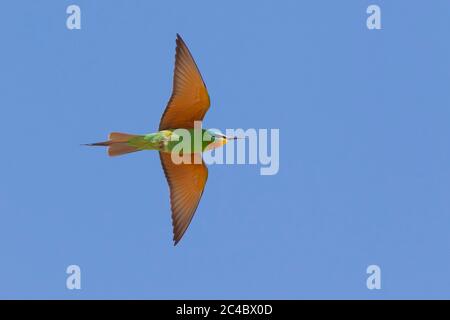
[91,129,226,155]
[87,34,232,245]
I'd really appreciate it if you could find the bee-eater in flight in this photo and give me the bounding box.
[87,34,235,245]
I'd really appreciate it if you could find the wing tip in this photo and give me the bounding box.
[173,232,182,246]
[176,33,182,44]
[172,224,184,246]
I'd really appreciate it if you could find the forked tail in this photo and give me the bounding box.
[85,132,142,157]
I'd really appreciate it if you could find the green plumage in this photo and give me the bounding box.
[127,129,220,153]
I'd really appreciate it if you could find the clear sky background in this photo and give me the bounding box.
[0,0,449,299]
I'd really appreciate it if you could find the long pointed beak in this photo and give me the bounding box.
[226,136,243,140]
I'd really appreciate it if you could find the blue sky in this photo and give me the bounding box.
[0,0,449,299]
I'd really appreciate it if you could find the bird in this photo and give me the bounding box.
[86,34,236,245]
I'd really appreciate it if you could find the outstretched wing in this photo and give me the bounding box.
[159,152,208,245]
[159,34,210,130]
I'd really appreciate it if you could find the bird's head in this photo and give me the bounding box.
[203,129,240,151]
